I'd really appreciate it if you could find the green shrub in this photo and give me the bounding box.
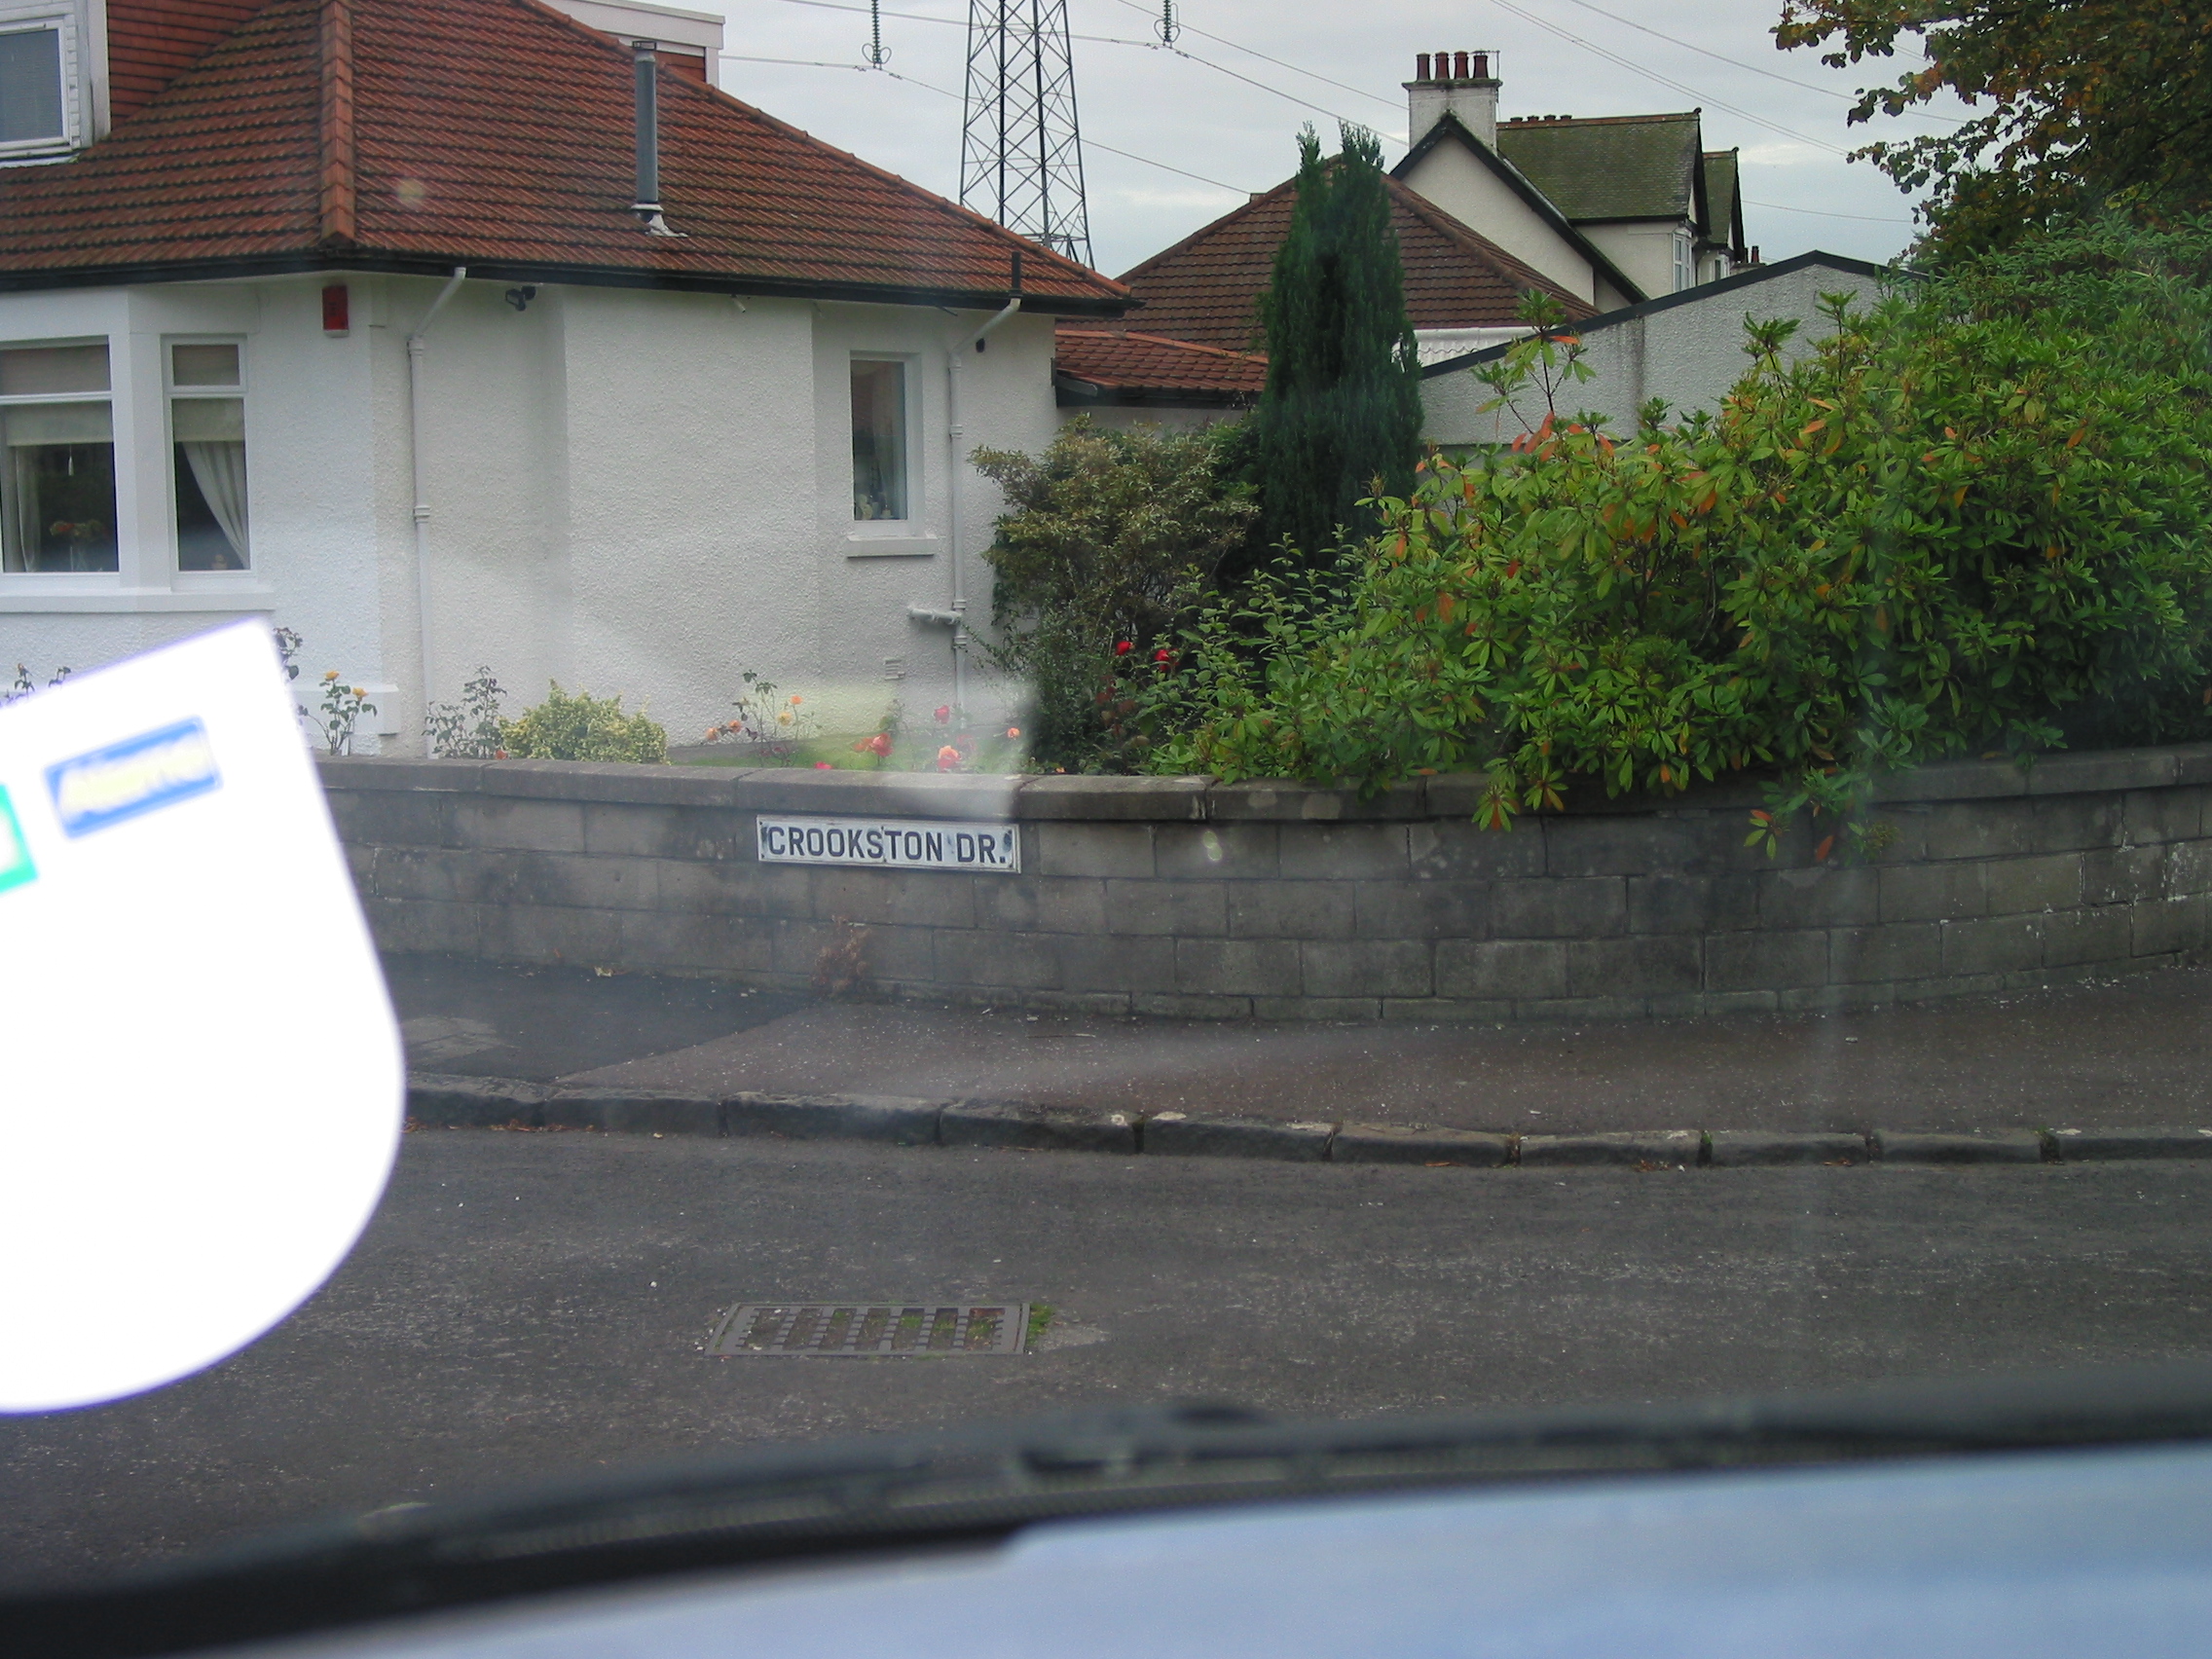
[499,682,668,763]
[972,416,1254,770]
[1148,225,2212,847]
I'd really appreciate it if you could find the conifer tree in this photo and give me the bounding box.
[1251,123,1423,564]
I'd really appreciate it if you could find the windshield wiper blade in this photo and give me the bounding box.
[15,1356,2212,1659]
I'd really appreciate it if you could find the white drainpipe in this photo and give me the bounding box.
[913,291,1021,718]
[406,267,467,753]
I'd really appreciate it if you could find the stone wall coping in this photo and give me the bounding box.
[317,740,2212,821]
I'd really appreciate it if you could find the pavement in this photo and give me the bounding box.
[390,954,2212,1133]
[5,1132,2211,1593]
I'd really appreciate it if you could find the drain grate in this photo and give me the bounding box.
[708,1303,1029,1356]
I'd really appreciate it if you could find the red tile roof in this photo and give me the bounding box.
[0,0,1128,312]
[1054,328,1268,400]
[106,1,270,125]
[1114,173,1592,352]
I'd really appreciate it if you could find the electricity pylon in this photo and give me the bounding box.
[959,0,1092,269]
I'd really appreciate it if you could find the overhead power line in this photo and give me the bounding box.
[1480,0,1854,157]
[881,65,1248,194]
[1744,197,1914,223]
[1552,0,1967,125]
[1095,0,1402,111]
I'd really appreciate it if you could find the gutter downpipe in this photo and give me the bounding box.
[406,267,467,753]
[920,284,1021,718]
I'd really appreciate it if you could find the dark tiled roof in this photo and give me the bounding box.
[1496,112,1702,224]
[1114,173,1593,353]
[1054,327,1267,398]
[0,0,1128,311]
[1702,148,1746,258]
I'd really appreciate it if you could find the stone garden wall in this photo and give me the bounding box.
[320,746,2212,1020]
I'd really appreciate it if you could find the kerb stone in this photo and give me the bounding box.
[2048,1126,2212,1161]
[1143,1113,1337,1160]
[406,1073,549,1127]
[723,1093,943,1144]
[545,1088,721,1135]
[1707,1130,1867,1166]
[939,1099,1137,1154]
[1872,1128,2046,1163]
[1520,1129,1700,1167]
[1331,1124,1510,1166]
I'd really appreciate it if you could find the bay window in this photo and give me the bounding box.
[0,339,114,571]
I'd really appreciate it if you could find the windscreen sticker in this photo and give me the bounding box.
[45,717,221,838]
[0,786,34,894]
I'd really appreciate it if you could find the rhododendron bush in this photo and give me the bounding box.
[1146,225,2212,846]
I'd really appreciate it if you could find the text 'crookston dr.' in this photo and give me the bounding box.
[756,816,1020,873]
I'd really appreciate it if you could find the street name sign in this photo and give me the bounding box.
[756,814,1020,873]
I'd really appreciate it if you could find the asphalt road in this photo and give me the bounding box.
[5,1131,2211,1594]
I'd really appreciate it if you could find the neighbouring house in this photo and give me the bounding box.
[1420,249,1889,445]
[1055,169,1595,426]
[0,0,1128,752]
[1395,53,1749,306]
[1057,47,1788,429]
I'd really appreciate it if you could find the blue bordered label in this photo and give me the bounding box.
[0,785,34,893]
[46,718,221,838]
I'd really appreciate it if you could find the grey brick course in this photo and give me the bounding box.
[1215,871,1351,938]
[1706,930,1829,991]
[1302,940,1433,999]
[1035,822,1154,879]
[326,743,2212,1021]
[1105,878,1229,937]
[1493,877,1627,939]
[1436,939,1567,1001]
[1567,936,1701,998]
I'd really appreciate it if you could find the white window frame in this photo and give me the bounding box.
[0,333,116,581]
[1672,231,1693,292]
[164,335,251,578]
[847,350,923,543]
[0,10,79,165]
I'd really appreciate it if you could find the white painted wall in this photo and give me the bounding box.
[1421,259,1889,444]
[1395,143,1601,307]
[1580,221,1692,302]
[0,274,1065,753]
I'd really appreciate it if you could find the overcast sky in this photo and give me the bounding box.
[706,0,1960,276]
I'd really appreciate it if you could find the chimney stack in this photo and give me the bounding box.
[1405,48,1500,151]
[630,41,679,236]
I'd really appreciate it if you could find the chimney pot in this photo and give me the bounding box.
[1417,52,1430,81]
[1454,50,1469,79]
[1472,52,1488,78]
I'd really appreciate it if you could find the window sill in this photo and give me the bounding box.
[845,533,939,559]
[0,585,276,614]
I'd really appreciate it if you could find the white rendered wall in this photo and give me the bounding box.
[1421,260,1889,445]
[0,275,1068,755]
[1395,143,1601,307]
[1579,221,1690,302]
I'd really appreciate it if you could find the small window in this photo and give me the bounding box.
[851,358,908,522]
[0,27,63,146]
[0,340,114,572]
[168,342,248,571]
[1673,233,1693,292]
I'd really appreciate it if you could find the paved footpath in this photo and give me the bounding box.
[389,954,2212,1133]
[5,1133,2212,1592]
